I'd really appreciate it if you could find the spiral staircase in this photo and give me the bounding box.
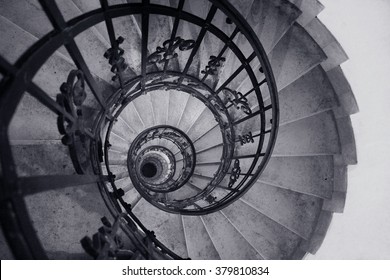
[0,0,358,260]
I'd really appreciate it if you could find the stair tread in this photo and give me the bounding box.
[24,184,111,258]
[193,125,223,151]
[9,93,62,141]
[150,90,170,126]
[177,96,207,133]
[182,216,220,260]
[131,93,156,128]
[269,23,327,90]
[260,155,334,198]
[305,18,348,71]
[187,108,218,141]
[288,0,324,26]
[201,211,263,260]
[0,0,53,40]
[11,142,75,176]
[326,66,359,117]
[270,65,338,125]
[241,181,323,239]
[273,110,341,155]
[167,90,190,126]
[133,199,189,258]
[222,198,302,259]
[245,0,302,53]
[120,103,146,133]
[0,14,38,63]
[112,118,137,142]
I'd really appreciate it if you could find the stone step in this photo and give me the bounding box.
[273,110,341,156]
[219,0,302,88]
[107,150,128,165]
[53,1,114,82]
[167,183,200,201]
[219,20,327,98]
[0,13,113,115]
[335,116,357,165]
[108,133,130,152]
[266,65,338,125]
[0,0,120,89]
[167,90,190,127]
[241,182,323,239]
[0,0,54,41]
[259,155,334,198]
[268,23,327,90]
[9,93,62,141]
[193,125,223,152]
[132,93,157,128]
[133,199,189,258]
[326,66,359,117]
[173,13,201,75]
[182,215,220,260]
[104,164,128,176]
[248,0,302,53]
[0,14,38,63]
[120,102,146,134]
[122,183,142,207]
[177,96,207,133]
[24,183,111,259]
[0,13,111,105]
[10,142,75,176]
[222,198,302,259]
[115,175,133,192]
[71,0,109,41]
[180,0,213,76]
[188,174,212,190]
[186,109,218,142]
[227,0,254,19]
[150,90,170,125]
[194,164,219,178]
[111,117,137,142]
[196,145,223,163]
[299,210,333,254]
[148,0,174,61]
[288,0,324,26]
[201,211,263,259]
[305,17,348,71]
[106,0,142,75]
[164,95,208,151]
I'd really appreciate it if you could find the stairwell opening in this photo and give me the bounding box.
[141,162,158,178]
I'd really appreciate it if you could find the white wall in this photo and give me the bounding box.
[307,0,390,259]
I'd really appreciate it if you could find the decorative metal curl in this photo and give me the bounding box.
[81,215,133,260]
[228,159,241,188]
[57,69,92,174]
[147,37,195,64]
[238,131,254,146]
[104,36,127,82]
[223,87,252,115]
[201,55,225,75]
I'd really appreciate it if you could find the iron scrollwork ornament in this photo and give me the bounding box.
[238,131,254,146]
[81,216,133,260]
[228,159,241,188]
[57,69,92,174]
[147,37,195,64]
[104,36,127,82]
[223,87,252,115]
[201,55,226,75]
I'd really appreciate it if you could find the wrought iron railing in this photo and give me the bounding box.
[0,0,278,259]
